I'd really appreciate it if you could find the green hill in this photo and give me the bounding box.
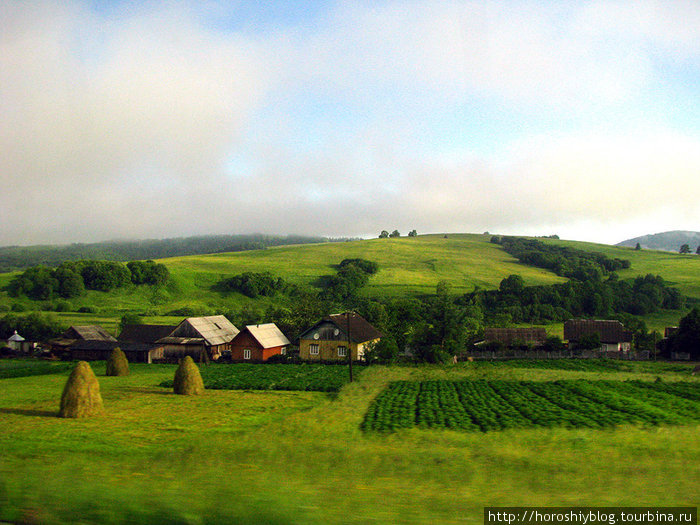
[1,233,699,334]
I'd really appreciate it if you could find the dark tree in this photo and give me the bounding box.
[635,243,641,251]
[668,307,700,360]
[680,244,691,254]
[379,230,389,238]
[696,245,700,255]
[389,230,400,238]
[408,230,417,237]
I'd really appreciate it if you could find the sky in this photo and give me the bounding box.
[1,0,699,247]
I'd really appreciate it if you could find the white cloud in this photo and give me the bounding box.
[1,1,698,246]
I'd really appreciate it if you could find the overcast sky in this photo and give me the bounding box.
[2,0,699,246]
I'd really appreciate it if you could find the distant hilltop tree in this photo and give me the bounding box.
[696,245,700,255]
[635,243,641,250]
[389,230,400,238]
[379,230,389,238]
[680,244,691,254]
[408,230,417,237]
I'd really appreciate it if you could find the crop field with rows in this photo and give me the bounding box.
[159,363,360,392]
[362,379,700,432]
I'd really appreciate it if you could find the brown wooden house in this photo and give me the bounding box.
[157,316,239,362]
[230,323,290,362]
[51,325,117,357]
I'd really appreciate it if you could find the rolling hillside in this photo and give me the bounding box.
[1,233,699,333]
[617,230,700,252]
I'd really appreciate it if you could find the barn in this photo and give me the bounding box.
[230,323,290,362]
[158,316,239,362]
[67,340,165,363]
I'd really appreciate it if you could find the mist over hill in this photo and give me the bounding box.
[617,231,700,252]
[0,234,347,272]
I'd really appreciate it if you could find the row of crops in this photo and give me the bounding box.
[468,359,694,373]
[160,363,359,392]
[362,379,700,432]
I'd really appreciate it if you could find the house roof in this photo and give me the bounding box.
[300,312,382,344]
[241,323,290,349]
[8,331,25,342]
[118,324,177,344]
[564,319,633,343]
[63,325,117,342]
[484,327,547,345]
[179,315,239,346]
[157,336,206,345]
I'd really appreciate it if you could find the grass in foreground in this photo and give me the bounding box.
[0,361,698,524]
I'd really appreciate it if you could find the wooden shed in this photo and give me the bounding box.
[230,323,290,362]
[67,340,165,364]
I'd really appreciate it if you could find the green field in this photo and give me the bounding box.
[1,233,699,334]
[362,379,700,432]
[1,360,698,523]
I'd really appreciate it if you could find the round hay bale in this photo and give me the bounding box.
[173,356,205,395]
[106,347,129,376]
[59,361,104,418]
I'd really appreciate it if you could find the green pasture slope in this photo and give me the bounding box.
[0,360,698,524]
[1,233,699,333]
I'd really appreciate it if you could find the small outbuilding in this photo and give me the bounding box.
[230,323,290,362]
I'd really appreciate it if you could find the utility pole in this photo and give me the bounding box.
[346,311,353,382]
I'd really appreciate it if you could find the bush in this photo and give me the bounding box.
[59,361,104,418]
[105,347,129,376]
[173,356,205,395]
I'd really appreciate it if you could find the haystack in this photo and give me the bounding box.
[173,356,205,395]
[59,361,104,418]
[106,347,129,376]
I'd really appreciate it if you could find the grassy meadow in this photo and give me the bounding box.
[0,360,698,524]
[1,233,698,335]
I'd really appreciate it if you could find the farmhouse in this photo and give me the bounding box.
[564,319,632,352]
[157,315,239,362]
[230,323,290,362]
[483,327,547,347]
[299,312,381,361]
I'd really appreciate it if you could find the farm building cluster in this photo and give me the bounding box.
[4,313,675,362]
[5,312,382,364]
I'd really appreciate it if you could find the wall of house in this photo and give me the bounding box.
[299,338,377,361]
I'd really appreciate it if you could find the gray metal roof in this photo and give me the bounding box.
[245,323,290,349]
[8,331,25,342]
[171,315,239,346]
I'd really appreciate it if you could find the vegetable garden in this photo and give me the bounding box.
[159,363,360,392]
[362,379,700,432]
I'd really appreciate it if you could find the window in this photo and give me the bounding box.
[243,349,251,360]
[337,346,347,357]
[309,344,319,355]
[281,347,287,355]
